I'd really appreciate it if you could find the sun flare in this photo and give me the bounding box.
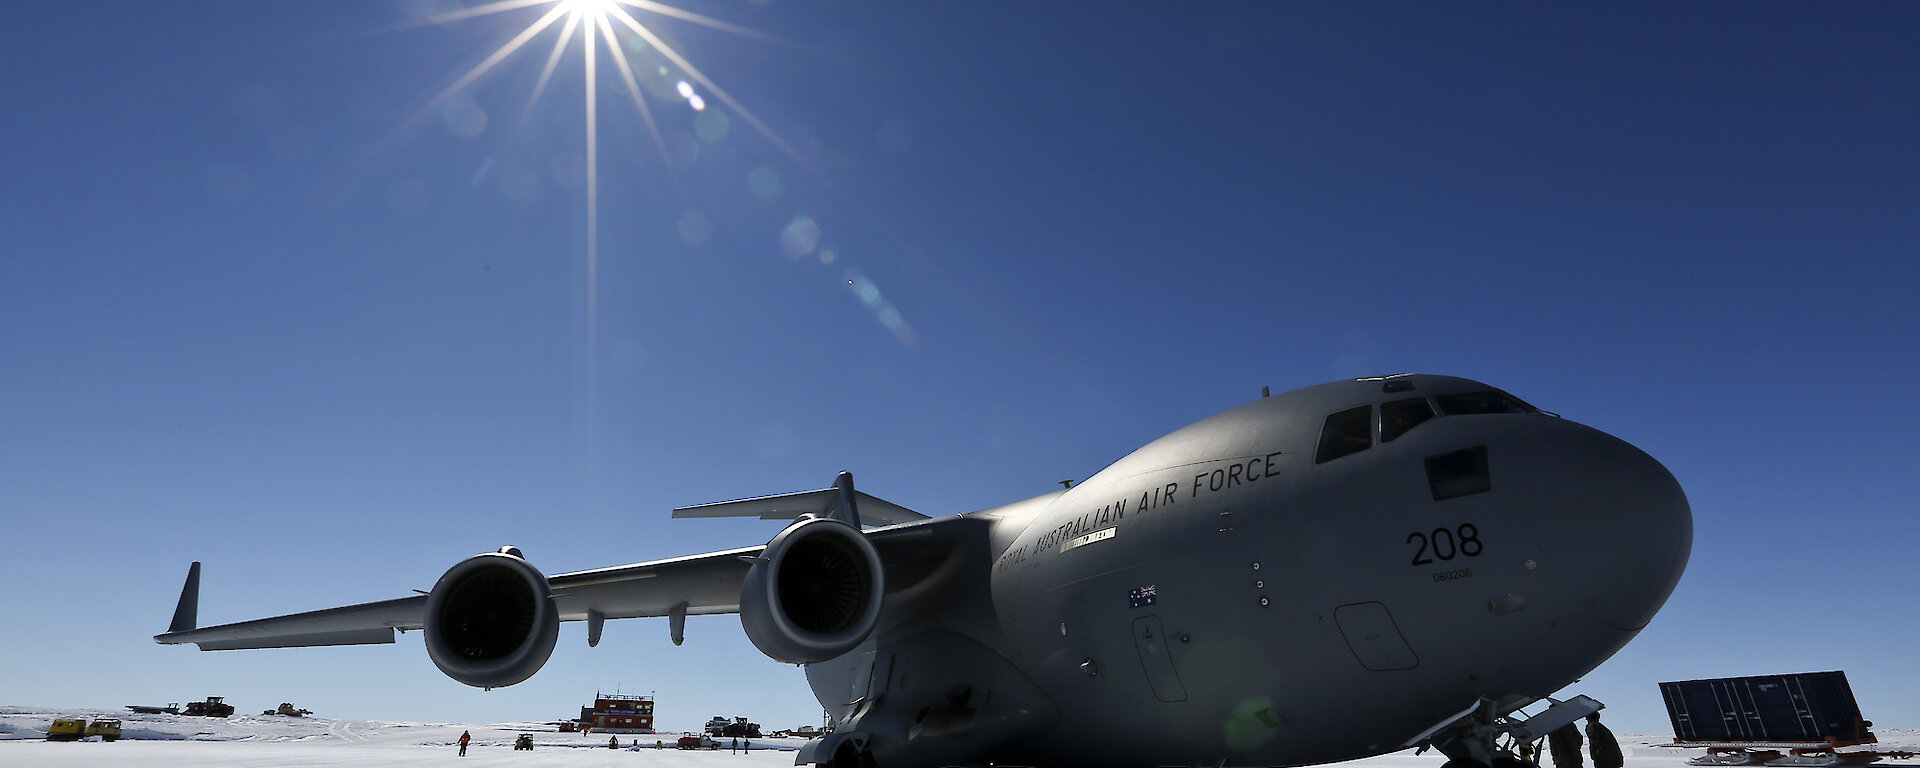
[558,0,617,17]
[404,0,803,412]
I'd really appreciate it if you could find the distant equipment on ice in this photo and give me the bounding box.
[183,696,234,718]
[1661,670,1914,767]
[127,696,233,717]
[579,691,656,733]
[705,715,762,738]
[43,718,120,742]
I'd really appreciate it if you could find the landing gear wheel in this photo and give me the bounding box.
[1441,752,1529,768]
[829,741,876,768]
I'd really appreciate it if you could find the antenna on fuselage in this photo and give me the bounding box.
[1262,386,1270,398]
[1059,479,1074,489]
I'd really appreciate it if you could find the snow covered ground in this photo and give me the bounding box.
[0,705,800,767]
[2,705,1915,768]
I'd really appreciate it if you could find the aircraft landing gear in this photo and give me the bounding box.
[1441,751,1530,768]
[1423,695,1604,768]
[1443,753,1534,768]
[828,739,876,768]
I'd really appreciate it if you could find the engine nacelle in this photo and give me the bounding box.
[423,547,560,689]
[740,517,885,663]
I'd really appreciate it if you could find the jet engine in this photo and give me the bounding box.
[422,546,560,689]
[740,517,885,663]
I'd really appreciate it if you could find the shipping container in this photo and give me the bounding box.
[1660,671,1874,746]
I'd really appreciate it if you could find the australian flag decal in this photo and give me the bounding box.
[1129,584,1158,609]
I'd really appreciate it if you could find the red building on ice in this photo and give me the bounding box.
[579,693,655,734]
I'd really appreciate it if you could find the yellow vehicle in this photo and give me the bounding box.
[86,719,122,741]
[46,718,88,741]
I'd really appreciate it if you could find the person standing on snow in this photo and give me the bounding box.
[458,730,471,757]
[1585,713,1623,768]
[1548,722,1584,768]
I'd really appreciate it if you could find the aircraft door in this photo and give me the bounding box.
[1333,601,1419,671]
[1130,615,1188,702]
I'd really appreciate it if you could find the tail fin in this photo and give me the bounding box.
[168,562,201,633]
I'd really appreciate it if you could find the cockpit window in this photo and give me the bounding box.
[1316,405,1373,464]
[1380,398,1435,442]
[1435,390,1534,415]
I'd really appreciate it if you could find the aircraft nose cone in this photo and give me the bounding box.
[1507,420,1692,631]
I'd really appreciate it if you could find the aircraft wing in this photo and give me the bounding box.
[154,545,761,651]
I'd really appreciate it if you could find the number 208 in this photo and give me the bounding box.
[1408,524,1482,566]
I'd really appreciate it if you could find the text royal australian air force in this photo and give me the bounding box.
[997,449,1287,572]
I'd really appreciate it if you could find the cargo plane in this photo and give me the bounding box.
[158,374,1691,768]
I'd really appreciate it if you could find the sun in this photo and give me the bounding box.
[558,0,617,16]
[400,0,805,415]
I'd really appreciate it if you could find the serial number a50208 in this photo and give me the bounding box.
[1408,523,1482,566]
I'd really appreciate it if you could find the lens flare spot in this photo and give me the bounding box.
[818,247,838,265]
[441,96,489,139]
[678,210,714,245]
[469,155,496,187]
[688,94,707,111]
[396,0,460,23]
[1224,697,1283,751]
[668,132,701,168]
[496,163,546,208]
[747,165,780,197]
[676,80,695,98]
[841,270,918,346]
[779,217,822,257]
[387,177,431,214]
[694,109,729,142]
[548,153,587,188]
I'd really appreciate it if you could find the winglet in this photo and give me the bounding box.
[168,561,201,634]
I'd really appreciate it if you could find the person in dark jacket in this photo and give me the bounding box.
[1548,722,1584,768]
[458,730,470,757]
[1585,713,1623,768]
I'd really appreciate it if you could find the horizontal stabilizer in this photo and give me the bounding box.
[672,472,927,527]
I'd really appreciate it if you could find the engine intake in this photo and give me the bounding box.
[423,547,560,689]
[740,518,884,663]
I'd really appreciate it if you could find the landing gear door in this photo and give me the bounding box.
[1131,615,1188,702]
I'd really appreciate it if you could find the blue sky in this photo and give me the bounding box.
[3,0,1917,738]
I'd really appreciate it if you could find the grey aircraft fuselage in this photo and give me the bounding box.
[154,374,1691,768]
[803,375,1690,768]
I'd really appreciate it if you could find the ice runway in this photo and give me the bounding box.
[4,705,1916,768]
